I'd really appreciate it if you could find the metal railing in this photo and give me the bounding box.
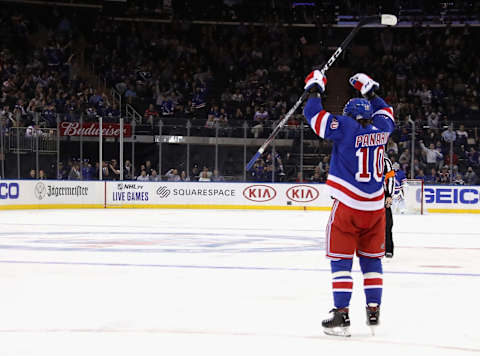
[7,127,57,154]
[125,104,143,125]
[0,117,479,184]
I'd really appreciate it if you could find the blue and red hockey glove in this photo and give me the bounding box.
[304,70,327,93]
[349,73,379,98]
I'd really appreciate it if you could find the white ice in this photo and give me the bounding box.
[0,209,478,356]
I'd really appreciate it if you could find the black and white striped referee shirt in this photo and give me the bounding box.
[384,157,395,198]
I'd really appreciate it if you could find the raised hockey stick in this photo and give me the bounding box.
[245,14,398,172]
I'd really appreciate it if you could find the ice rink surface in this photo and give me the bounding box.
[0,208,478,356]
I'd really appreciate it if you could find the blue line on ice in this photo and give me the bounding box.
[0,259,478,277]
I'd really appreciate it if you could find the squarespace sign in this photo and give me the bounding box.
[156,186,236,199]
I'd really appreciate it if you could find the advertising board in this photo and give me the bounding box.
[1,180,480,213]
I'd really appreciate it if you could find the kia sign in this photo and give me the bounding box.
[243,184,276,202]
[286,185,319,203]
[59,122,132,137]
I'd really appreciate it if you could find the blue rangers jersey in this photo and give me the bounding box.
[394,169,407,196]
[303,96,395,211]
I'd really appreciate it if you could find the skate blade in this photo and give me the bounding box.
[323,326,351,337]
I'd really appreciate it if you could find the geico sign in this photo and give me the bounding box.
[286,185,319,202]
[243,184,276,202]
[424,187,479,204]
[0,182,19,199]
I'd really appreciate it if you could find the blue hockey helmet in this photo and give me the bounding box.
[343,98,373,120]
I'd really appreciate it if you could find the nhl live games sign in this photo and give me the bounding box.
[59,122,132,138]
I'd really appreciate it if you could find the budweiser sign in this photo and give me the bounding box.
[59,122,132,137]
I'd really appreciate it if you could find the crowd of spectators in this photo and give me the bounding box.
[31,156,230,183]
[2,3,480,184]
[86,18,311,139]
[348,23,480,184]
[0,11,121,136]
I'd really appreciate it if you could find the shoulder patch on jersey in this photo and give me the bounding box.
[330,118,339,130]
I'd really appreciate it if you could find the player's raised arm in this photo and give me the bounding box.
[303,70,350,141]
[303,70,329,138]
[349,73,395,133]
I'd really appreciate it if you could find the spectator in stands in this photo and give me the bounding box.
[105,103,120,122]
[28,169,36,179]
[439,166,452,184]
[425,168,440,184]
[426,109,441,129]
[398,149,410,170]
[205,105,220,129]
[81,161,95,180]
[211,169,224,182]
[249,160,265,181]
[109,159,121,180]
[25,123,41,137]
[149,169,160,181]
[160,95,174,117]
[420,140,444,171]
[415,169,426,180]
[251,106,269,138]
[467,147,479,167]
[101,161,110,180]
[180,171,190,181]
[68,162,81,180]
[137,169,149,181]
[190,164,200,181]
[38,169,47,180]
[456,124,469,146]
[199,171,211,181]
[310,166,323,183]
[234,108,244,121]
[124,84,137,103]
[144,104,159,126]
[454,174,465,185]
[41,104,56,127]
[57,162,67,180]
[124,160,133,180]
[295,171,306,183]
[217,108,230,135]
[230,88,243,103]
[464,166,478,185]
[441,126,456,144]
[192,87,206,109]
[417,84,432,107]
[165,168,180,181]
[386,138,398,157]
[145,161,153,176]
[201,166,212,179]
[412,159,426,176]
[398,127,411,150]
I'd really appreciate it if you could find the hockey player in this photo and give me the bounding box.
[384,157,395,258]
[392,162,407,214]
[303,71,395,336]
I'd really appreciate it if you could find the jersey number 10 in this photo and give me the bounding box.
[355,146,385,183]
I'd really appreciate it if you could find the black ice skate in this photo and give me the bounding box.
[366,303,380,335]
[322,308,350,337]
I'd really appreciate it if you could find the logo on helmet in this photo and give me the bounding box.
[343,98,373,120]
[330,118,339,130]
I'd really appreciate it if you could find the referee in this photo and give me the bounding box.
[384,157,395,258]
